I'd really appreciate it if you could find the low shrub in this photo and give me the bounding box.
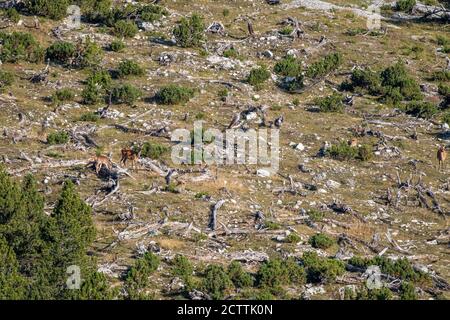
[124,252,159,298]
[442,112,450,124]
[247,65,271,87]
[218,88,229,100]
[327,141,359,160]
[173,14,205,48]
[81,0,113,23]
[223,48,239,59]
[201,265,232,300]
[302,251,345,283]
[47,131,69,145]
[257,257,306,288]
[279,25,293,35]
[274,55,302,77]
[341,68,382,95]
[0,32,44,63]
[402,101,439,119]
[82,84,103,105]
[327,141,373,161]
[380,62,422,102]
[439,84,450,108]
[109,39,125,52]
[264,220,281,230]
[0,70,14,91]
[139,4,168,22]
[46,38,102,68]
[24,0,70,20]
[51,88,74,104]
[86,69,112,89]
[46,41,75,65]
[306,52,342,79]
[309,233,335,249]
[396,0,416,12]
[400,281,418,300]
[358,144,373,161]
[315,93,345,113]
[79,112,100,122]
[82,70,112,105]
[3,8,20,23]
[286,233,301,243]
[171,255,193,280]
[77,38,103,69]
[431,70,450,81]
[140,142,169,159]
[345,28,367,36]
[113,20,138,38]
[155,85,195,105]
[111,84,142,105]
[116,59,145,78]
[282,75,304,92]
[307,209,324,222]
[348,256,429,283]
[227,261,253,288]
[436,35,449,46]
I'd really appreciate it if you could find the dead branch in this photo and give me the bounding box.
[208,199,226,231]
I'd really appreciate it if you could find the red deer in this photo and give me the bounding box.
[437,146,447,171]
[120,148,139,170]
[348,138,358,147]
[87,155,112,174]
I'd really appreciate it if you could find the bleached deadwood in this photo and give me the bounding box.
[189,289,211,300]
[91,177,120,208]
[19,151,34,165]
[113,124,170,138]
[385,229,410,254]
[138,157,168,176]
[392,171,447,215]
[206,22,225,34]
[208,199,226,231]
[97,263,128,278]
[69,125,98,148]
[225,250,269,263]
[8,159,87,174]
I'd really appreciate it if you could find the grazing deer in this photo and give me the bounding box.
[120,148,139,170]
[87,155,112,174]
[348,138,358,147]
[437,146,447,171]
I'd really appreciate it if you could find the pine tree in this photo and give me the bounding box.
[0,167,22,224]
[43,180,96,296]
[67,271,117,300]
[0,237,27,299]
[0,169,113,300]
[7,175,47,273]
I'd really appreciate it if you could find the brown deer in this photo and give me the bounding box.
[87,155,112,174]
[437,146,447,171]
[348,138,358,147]
[120,148,139,170]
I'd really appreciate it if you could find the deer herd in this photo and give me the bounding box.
[87,143,447,175]
[88,148,139,174]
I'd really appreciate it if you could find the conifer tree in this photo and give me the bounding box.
[0,237,27,299]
